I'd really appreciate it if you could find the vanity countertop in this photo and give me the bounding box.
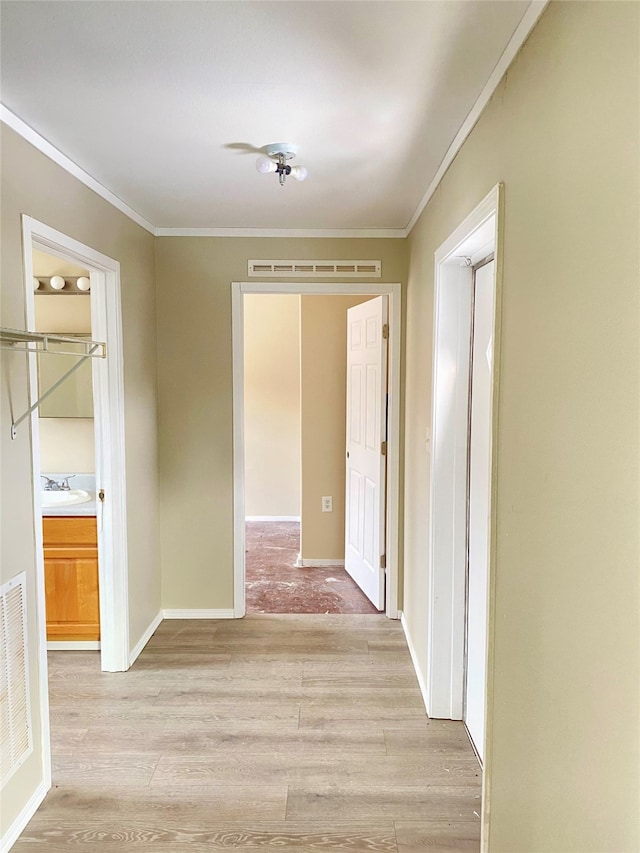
[42,497,97,517]
[41,473,97,517]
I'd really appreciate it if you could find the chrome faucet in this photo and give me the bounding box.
[41,475,75,491]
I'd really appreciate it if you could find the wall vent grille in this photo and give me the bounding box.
[248,260,381,278]
[1,572,33,787]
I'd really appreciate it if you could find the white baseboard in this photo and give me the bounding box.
[245,516,300,522]
[129,610,163,666]
[295,556,345,568]
[47,641,100,651]
[399,610,429,715]
[0,779,48,853]
[162,609,235,619]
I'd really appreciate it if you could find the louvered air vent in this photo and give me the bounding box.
[1,572,33,787]
[248,260,381,278]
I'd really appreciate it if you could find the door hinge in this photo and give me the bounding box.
[98,489,105,502]
[381,440,387,456]
[380,554,387,570]
[382,323,389,340]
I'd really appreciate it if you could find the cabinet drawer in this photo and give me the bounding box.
[43,516,97,548]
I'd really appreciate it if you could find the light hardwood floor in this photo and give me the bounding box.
[16,615,481,851]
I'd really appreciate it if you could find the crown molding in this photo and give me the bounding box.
[155,227,407,239]
[405,0,549,236]
[1,104,157,235]
[0,104,406,239]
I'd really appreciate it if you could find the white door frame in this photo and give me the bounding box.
[427,184,503,716]
[232,281,402,619]
[22,215,130,784]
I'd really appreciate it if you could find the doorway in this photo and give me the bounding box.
[32,248,102,652]
[21,216,129,677]
[242,292,388,615]
[232,281,402,620]
[21,217,129,792]
[426,184,502,846]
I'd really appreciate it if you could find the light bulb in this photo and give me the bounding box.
[76,276,91,291]
[50,275,66,290]
[33,277,41,292]
[290,165,308,182]
[256,155,277,174]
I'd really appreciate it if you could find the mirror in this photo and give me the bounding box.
[38,338,93,418]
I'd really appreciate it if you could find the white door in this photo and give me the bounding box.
[464,259,495,762]
[344,296,388,610]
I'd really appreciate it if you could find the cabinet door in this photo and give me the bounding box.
[45,554,100,640]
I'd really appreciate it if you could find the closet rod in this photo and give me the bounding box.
[0,327,106,440]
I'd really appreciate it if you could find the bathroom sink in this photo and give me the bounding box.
[41,489,91,508]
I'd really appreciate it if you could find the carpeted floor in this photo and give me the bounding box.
[245,521,379,614]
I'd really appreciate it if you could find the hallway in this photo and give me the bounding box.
[17,616,481,851]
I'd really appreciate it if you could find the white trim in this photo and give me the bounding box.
[427,185,501,721]
[232,281,401,621]
[428,185,503,853]
[399,611,429,716]
[245,516,300,523]
[162,609,235,619]
[405,1,548,234]
[238,282,398,297]
[0,779,48,853]
[47,641,101,651]
[232,283,246,618]
[21,229,53,795]
[22,215,131,684]
[434,191,500,266]
[2,106,155,235]
[128,610,163,666]
[157,227,406,239]
[295,559,345,568]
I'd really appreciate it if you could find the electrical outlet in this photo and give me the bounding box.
[322,496,333,512]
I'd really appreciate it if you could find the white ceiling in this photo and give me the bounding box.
[1,1,534,233]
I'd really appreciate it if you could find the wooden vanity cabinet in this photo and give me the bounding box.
[42,516,100,641]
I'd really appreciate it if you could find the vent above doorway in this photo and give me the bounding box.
[248,260,381,278]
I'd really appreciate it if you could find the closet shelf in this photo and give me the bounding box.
[0,327,106,358]
[0,327,106,440]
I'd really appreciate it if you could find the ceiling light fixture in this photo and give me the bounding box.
[255,143,307,187]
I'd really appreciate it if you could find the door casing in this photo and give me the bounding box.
[426,184,503,849]
[463,256,496,764]
[21,215,130,788]
[231,281,402,619]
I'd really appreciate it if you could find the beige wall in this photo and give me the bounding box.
[299,294,371,560]
[403,3,639,850]
[34,268,95,474]
[244,294,300,518]
[155,238,407,609]
[38,419,95,473]
[0,126,160,836]
[33,295,92,333]
[32,249,88,279]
